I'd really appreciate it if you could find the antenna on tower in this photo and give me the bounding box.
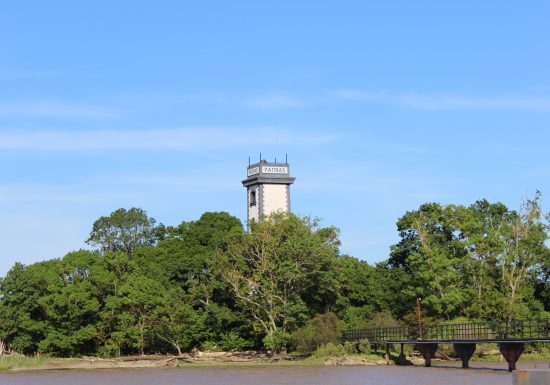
[248,156,251,166]
[275,157,277,164]
[285,154,288,164]
[260,153,262,162]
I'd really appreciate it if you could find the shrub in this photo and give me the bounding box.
[313,343,346,358]
[357,338,371,354]
[343,341,357,355]
[263,330,291,353]
[292,313,341,354]
[292,325,315,354]
[201,341,220,352]
[219,332,251,351]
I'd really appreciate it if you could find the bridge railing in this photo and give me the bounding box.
[342,318,550,343]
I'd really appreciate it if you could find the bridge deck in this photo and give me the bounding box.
[342,318,550,344]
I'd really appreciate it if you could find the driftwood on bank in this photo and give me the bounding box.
[324,356,388,366]
[8,350,272,371]
[179,349,269,362]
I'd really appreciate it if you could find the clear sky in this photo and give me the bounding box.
[1,1,549,277]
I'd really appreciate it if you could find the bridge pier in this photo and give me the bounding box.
[417,343,438,367]
[341,318,550,372]
[499,342,524,372]
[399,343,406,362]
[453,343,476,368]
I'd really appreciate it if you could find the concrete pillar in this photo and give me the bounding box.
[417,343,438,367]
[499,342,525,372]
[453,343,476,368]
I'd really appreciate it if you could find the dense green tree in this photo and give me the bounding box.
[163,212,242,301]
[497,193,548,319]
[133,212,246,350]
[452,200,510,319]
[1,199,549,358]
[213,213,339,352]
[335,256,381,328]
[390,203,469,319]
[389,195,550,321]
[292,312,341,354]
[86,208,164,256]
[38,269,100,354]
[155,287,196,355]
[0,262,49,354]
[117,274,165,355]
[335,257,413,328]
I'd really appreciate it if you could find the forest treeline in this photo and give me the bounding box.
[1,194,549,357]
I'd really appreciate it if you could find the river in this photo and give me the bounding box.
[1,361,548,385]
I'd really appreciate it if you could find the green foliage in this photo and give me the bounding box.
[0,262,48,354]
[263,330,291,352]
[218,332,251,351]
[366,311,401,328]
[201,340,220,352]
[292,313,341,354]
[0,356,48,371]
[214,212,340,352]
[86,207,163,256]
[335,257,412,329]
[357,339,371,354]
[1,195,549,358]
[342,341,356,355]
[389,194,550,321]
[313,343,346,358]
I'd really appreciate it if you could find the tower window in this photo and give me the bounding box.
[250,190,257,206]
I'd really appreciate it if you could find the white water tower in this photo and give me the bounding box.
[242,156,295,223]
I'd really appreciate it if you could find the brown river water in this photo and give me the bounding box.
[1,361,548,385]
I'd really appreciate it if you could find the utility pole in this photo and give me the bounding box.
[417,297,423,340]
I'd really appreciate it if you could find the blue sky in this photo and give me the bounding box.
[1,1,550,277]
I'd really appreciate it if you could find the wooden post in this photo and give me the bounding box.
[385,343,390,364]
[416,297,423,340]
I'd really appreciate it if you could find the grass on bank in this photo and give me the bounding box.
[177,356,325,368]
[0,356,49,371]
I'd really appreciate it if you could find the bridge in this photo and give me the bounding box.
[342,318,550,371]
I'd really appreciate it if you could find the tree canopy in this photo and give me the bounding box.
[1,196,549,357]
[86,207,164,256]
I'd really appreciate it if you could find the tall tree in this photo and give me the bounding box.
[38,251,103,356]
[499,193,548,320]
[455,200,511,319]
[155,287,196,355]
[117,273,165,355]
[390,203,468,320]
[86,208,163,256]
[213,213,339,352]
[0,262,49,354]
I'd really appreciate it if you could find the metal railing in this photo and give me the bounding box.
[342,318,550,343]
